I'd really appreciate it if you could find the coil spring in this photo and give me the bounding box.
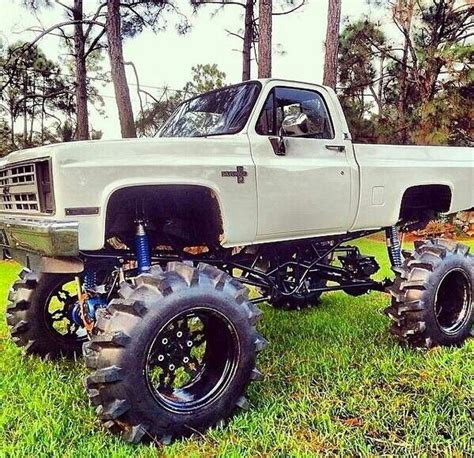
[135,221,151,273]
[83,270,97,290]
[386,225,403,267]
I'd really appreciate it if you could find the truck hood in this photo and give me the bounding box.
[1,135,249,167]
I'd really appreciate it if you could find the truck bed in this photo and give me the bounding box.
[351,144,474,231]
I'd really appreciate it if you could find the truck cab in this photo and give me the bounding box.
[245,80,358,240]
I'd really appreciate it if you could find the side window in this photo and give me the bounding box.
[256,87,334,139]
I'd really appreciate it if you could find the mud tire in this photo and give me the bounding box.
[386,239,473,348]
[6,269,85,358]
[83,262,266,444]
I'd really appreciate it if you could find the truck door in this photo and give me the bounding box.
[248,85,357,239]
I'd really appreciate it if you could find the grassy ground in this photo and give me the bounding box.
[0,239,473,457]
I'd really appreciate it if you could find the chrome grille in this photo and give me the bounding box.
[0,163,41,213]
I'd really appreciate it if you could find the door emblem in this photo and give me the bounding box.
[221,166,248,184]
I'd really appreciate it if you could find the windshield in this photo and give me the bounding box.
[159,82,261,137]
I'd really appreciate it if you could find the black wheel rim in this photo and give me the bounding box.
[145,307,240,413]
[434,268,472,335]
[44,280,87,342]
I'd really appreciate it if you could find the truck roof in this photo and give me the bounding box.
[250,78,328,90]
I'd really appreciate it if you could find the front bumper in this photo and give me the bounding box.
[0,216,79,257]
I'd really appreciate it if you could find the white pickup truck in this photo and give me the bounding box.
[1,79,473,444]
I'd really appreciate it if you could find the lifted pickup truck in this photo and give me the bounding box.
[1,79,473,444]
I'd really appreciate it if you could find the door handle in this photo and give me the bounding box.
[325,145,345,152]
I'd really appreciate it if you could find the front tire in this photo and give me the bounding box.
[6,269,87,358]
[83,262,266,443]
[386,239,473,348]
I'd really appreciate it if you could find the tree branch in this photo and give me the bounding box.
[26,25,71,43]
[362,31,410,69]
[13,89,69,108]
[368,84,382,114]
[84,28,106,59]
[225,29,244,40]
[253,0,305,21]
[192,0,246,8]
[0,20,105,92]
[272,0,305,16]
[54,0,74,13]
[124,61,144,115]
[84,3,108,40]
[21,19,105,50]
[139,89,160,104]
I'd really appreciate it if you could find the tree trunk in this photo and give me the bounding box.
[41,77,45,144]
[23,76,28,145]
[10,108,15,147]
[397,38,409,143]
[322,0,341,89]
[242,0,253,81]
[394,0,414,144]
[41,102,45,143]
[106,0,136,138]
[258,0,272,78]
[73,0,90,140]
[378,54,385,111]
[29,83,35,145]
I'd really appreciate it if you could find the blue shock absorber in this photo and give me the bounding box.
[135,220,151,273]
[386,225,403,268]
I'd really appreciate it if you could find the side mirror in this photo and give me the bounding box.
[269,113,310,156]
[269,136,287,156]
[281,112,309,137]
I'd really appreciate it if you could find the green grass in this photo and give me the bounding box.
[0,240,473,457]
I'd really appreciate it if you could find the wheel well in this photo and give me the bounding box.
[399,185,452,221]
[105,185,224,249]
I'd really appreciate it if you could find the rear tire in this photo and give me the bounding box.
[83,262,266,444]
[6,269,86,358]
[271,245,333,310]
[271,278,327,310]
[386,239,473,348]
